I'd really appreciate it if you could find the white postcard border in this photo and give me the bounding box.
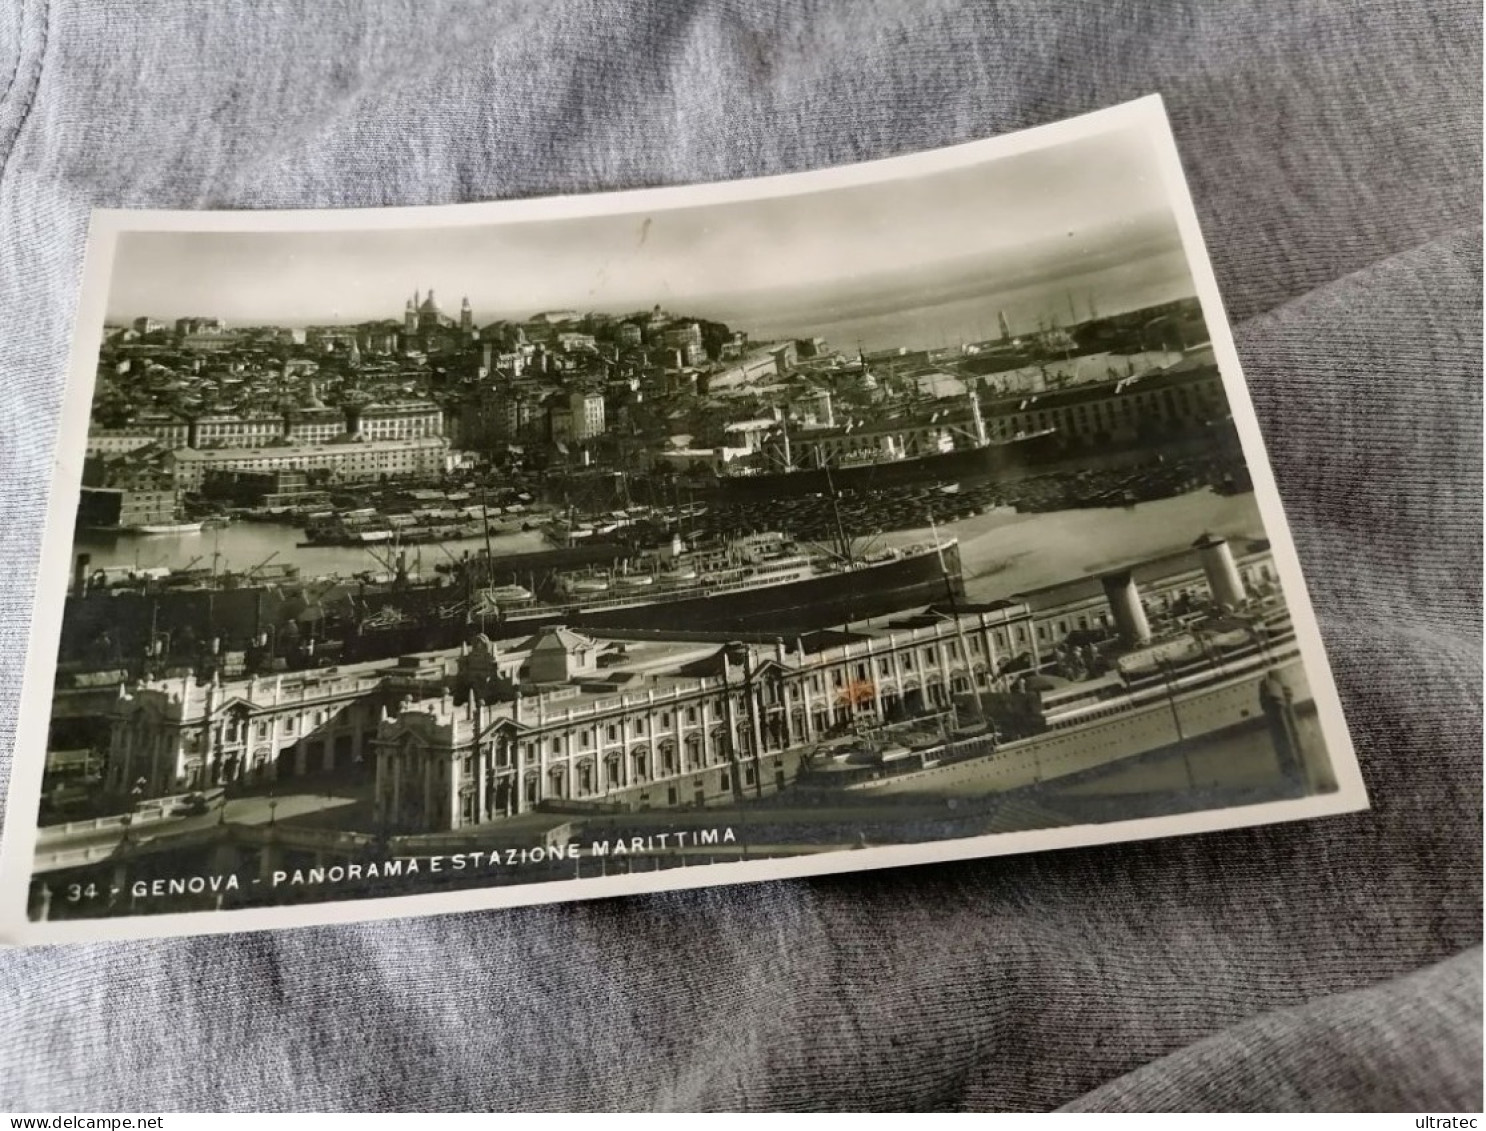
[0,94,1369,945]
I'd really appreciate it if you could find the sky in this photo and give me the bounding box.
[105,122,1198,350]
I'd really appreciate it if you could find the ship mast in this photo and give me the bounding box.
[929,513,988,730]
[823,463,854,567]
[968,388,988,447]
[480,486,495,583]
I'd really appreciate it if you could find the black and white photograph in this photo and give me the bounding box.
[0,96,1366,944]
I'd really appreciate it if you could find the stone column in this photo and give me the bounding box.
[389,750,401,830]
[537,729,549,808]
[891,638,906,715]
[477,742,489,824]
[372,747,385,827]
[421,748,433,830]
[938,632,954,705]
[866,644,885,725]
[450,757,462,831]
[515,740,527,815]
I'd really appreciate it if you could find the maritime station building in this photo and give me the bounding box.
[99,536,1282,833]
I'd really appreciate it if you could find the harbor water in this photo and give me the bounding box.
[72,486,1266,593]
[74,524,552,582]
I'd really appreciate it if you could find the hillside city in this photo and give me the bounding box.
[84,289,1217,527]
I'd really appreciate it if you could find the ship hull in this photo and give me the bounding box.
[511,541,964,635]
[796,651,1310,798]
[58,543,964,671]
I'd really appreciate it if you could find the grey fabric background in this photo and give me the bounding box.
[0,0,1479,1113]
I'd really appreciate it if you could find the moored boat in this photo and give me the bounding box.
[792,613,1307,798]
[494,530,964,635]
[133,521,204,535]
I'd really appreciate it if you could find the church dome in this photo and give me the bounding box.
[420,290,442,313]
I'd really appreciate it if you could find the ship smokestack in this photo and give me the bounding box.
[1101,569,1151,646]
[1193,532,1246,610]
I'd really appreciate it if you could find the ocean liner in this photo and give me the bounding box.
[793,593,1312,799]
[58,529,964,673]
[483,530,963,635]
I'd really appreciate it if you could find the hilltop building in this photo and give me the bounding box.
[401,289,476,354]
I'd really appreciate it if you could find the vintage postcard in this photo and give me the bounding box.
[0,95,1367,944]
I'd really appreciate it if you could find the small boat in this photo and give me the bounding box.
[484,585,533,603]
[565,579,610,595]
[133,521,203,535]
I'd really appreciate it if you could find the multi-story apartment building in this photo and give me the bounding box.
[168,436,451,489]
[127,415,191,448]
[568,392,605,441]
[178,329,249,352]
[284,407,347,444]
[455,387,536,449]
[549,392,604,446]
[188,413,286,448]
[85,430,158,457]
[354,402,444,441]
[662,323,705,366]
[122,402,446,454]
[76,487,181,530]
